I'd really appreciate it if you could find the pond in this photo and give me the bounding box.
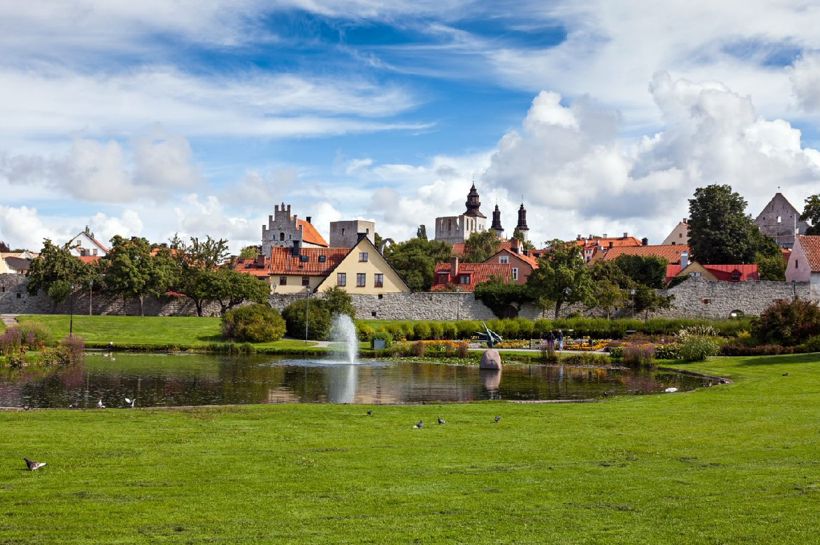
[0,353,713,408]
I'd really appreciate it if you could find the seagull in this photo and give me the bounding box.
[97,399,105,409]
[23,458,46,471]
[366,410,373,416]
[664,387,678,393]
[125,397,136,408]
[23,405,30,411]
[437,417,446,425]
[494,416,501,424]
[413,420,424,429]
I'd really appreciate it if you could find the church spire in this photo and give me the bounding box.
[515,203,529,241]
[464,183,485,218]
[491,204,504,236]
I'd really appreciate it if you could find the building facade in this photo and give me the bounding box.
[786,235,820,299]
[329,220,375,248]
[755,193,809,248]
[261,203,328,257]
[67,227,108,257]
[662,219,689,246]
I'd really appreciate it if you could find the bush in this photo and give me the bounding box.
[413,322,431,341]
[222,304,286,343]
[57,335,85,365]
[283,299,332,340]
[322,287,355,319]
[801,335,820,353]
[442,322,458,340]
[677,336,720,361]
[654,343,681,360]
[456,341,469,358]
[0,328,24,357]
[412,341,426,357]
[720,343,795,356]
[429,322,444,340]
[371,330,393,350]
[562,352,611,366]
[17,321,52,349]
[622,343,655,367]
[752,298,820,346]
[357,323,375,342]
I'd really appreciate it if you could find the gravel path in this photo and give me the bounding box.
[0,314,19,328]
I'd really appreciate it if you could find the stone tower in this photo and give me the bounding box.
[434,184,488,244]
[754,192,809,248]
[465,184,484,218]
[515,203,529,242]
[491,205,504,238]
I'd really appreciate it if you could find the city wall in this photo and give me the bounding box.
[1,273,815,321]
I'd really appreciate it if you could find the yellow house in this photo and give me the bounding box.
[233,236,409,294]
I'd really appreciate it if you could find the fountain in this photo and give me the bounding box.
[330,314,359,364]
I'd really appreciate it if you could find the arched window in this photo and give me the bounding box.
[279,232,285,241]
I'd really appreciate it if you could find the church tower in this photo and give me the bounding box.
[491,205,504,238]
[515,203,529,242]
[464,183,485,218]
[434,183,488,244]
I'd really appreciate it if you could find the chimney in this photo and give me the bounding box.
[576,234,582,240]
[623,232,628,238]
[680,251,689,269]
[511,238,521,254]
[291,240,301,257]
[641,237,648,246]
[306,216,312,224]
[255,254,265,266]
[450,256,459,278]
[603,233,607,239]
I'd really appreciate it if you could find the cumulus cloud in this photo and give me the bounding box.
[0,206,63,250]
[789,53,820,113]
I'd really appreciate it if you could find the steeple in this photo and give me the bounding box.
[516,203,529,241]
[464,183,485,218]
[491,204,504,237]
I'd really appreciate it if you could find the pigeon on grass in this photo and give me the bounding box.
[23,458,46,471]
[413,420,424,429]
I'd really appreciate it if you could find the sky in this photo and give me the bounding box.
[1,0,820,252]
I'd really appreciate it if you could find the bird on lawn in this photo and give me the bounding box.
[125,397,136,408]
[664,387,678,393]
[367,409,373,416]
[782,372,789,376]
[23,458,46,471]
[97,399,105,409]
[494,416,501,424]
[413,420,424,429]
[437,417,446,425]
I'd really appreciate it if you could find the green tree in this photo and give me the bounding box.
[801,194,820,235]
[755,252,786,281]
[593,279,625,319]
[210,268,270,316]
[462,230,500,263]
[383,238,452,291]
[322,286,355,318]
[282,298,332,340]
[613,254,667,289]
[474,278,532,318]
[688,184,771,264]
[26,240,92,305]
[526,241,593,318]
[512,227,535,251]
[100,236,159,316]
[632,285,673,319]
[222,304,285,342]
[170,235,231,316]
[238,245,260,260]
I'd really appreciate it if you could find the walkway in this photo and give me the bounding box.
[1,314,19,328]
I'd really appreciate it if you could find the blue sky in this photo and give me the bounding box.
[1,1,820,251]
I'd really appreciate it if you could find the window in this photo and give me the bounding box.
[795,260,799,269]
[279,232,285,241]
[357,273,366,287]
[499,255,509,264]
[359,252,368,262]
[16,293,21,299]
[337,272,346,287]
[374,273,384,288]
[279,276,287,286]
[318,255,326,263]
[459,274,470,284]
[777,215,782,224]
[301,276,310,287]
[512,268,519,281]
[371,311,377,317]
[299,254,309,262]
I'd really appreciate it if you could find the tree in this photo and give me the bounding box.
[801,194,820,235]
[238,245,260,260]
[752,298,820,346]
[100,236,158,316]
[170,235,231,316]
[526,241,593,318]
[222,304,285,342]
[755,252,786,281]
[282,299,332,340]
[0,241,9,252]
[632,284,673,318]
[462,230,500,263]
[383,238,452,291]
[474,278,532,318]
[26,240,92,305]
[512,227,535,251]
[322,286,355,318]
[210,268,270,315]
[416,225,428,240]
[593,279,625,319]
[688,184,772,264]
[613,254,667,289]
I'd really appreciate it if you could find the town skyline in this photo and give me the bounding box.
[2,2,820,252]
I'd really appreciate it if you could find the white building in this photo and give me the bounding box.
[786,235,820,300]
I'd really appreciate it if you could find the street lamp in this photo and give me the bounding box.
[304,286,311,344]
[88,279,93,316]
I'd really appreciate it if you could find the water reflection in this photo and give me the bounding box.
[0,353,713,408]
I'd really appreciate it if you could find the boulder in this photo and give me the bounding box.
[479,349,502,370]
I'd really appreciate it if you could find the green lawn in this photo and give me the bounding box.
[16,314,322,353]
[1,354,817,544]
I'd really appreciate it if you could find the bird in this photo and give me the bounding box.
[366,410,373,416]
[125,397,136,408]
[23,405,30,411]
[602,391,611,398]
[437,417,446,425]
[97,399,105,409]
[782,372,789,377]
[494,416,501,424]
[413,420,424,429]
[23,458,46,471]
[664,387,678,393]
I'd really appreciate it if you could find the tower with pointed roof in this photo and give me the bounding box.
[514,203,529,242]
[491,205,504,238]
[434,184,488,244]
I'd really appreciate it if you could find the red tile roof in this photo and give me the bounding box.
[234,247,348,277]
[490,248,539,269]
[797,235,820,272]
[574,235,642,249]
[432,261,514,292]
[297,219,328,247]
[666,262,760,283]
[596,245,690,264]
[77,256,101,265]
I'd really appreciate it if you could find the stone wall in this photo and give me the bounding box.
[655,277,812,319]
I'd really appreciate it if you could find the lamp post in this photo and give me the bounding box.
[630,288,636,317]
[88,279,93,316]
[69,283,75,338]
[304,286,311,344]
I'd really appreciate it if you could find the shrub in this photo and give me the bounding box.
[622,343,655,367]
[322,286,355,318]
[654,343,680,360]
[17,321,52,349]
[282,299,332,341]
[371,330,393,350]
[412,341,426,357]
[720,343,794,356]
[357,323,375,342]
[413,322,432,340]
[678,336,720,361]
[57,335,85,365]
[608,345,624,359]
[562,352,611,366]
[429,322,444,340]
[442,322,458,340]
[801,335,820,353]
[752,298,820,346]
[222,304,286,343]
[456,341,469,358]
[0,327,24,357]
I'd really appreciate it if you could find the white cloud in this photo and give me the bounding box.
[0,206,62,250]
[789,53,820,113]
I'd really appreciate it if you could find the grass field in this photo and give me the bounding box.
[1,354,817,544]
[15,314,324,353]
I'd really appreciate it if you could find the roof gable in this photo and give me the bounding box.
[297,219,329,247]
[597,244,689,264]
[796,235,820,272]
[315,236,410,292]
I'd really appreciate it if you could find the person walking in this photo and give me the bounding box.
[546,330,555,351]
[557,329,564,351]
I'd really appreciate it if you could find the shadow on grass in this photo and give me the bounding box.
[196,334,225,343]
[736,353,820,366]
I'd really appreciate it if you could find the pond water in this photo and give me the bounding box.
[0,352,713,408]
